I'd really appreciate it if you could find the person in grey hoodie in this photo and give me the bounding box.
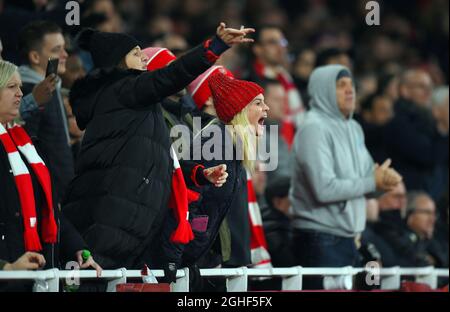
[17,21,74,203]
[289,65,402,289]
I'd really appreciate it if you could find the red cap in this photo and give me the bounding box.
[142,47,176,71]
[187,66,234,110]
[208,73,264,123]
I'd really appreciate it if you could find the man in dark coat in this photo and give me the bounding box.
[375,191,448,268]
[383,69,448,192]
[63,25,255,269]
[261,176,295,268]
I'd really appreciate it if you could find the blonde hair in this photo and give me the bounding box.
[228,106,258,173]
[0,60,18,89]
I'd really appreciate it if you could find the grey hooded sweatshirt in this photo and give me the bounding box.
[289,65,376,237]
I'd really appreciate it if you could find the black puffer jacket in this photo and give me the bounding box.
[63,44,220,269]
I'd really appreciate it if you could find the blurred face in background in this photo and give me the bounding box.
[0,38,3,60]
[378,182,407,212]
[61,54,86,89]
[400,70,433,108]
[294,49,316,80]
[367,96,394,126]
[408,195,436,240]
[90,0,116,19]
[265,83,285,122]
[254,28,288,67]
[33,0,48,10]
[326,53,353,71]
[384,76,400,101]
[336,77,355,118]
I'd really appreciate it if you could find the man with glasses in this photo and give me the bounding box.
[249,25,304,148]
[373,190,447,268]
[402,192,446,267]
[384,69,448,191]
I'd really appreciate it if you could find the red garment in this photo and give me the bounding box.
[187,65,234,110]
[0,123,57,251]
[168,148,199,244]
[208,73,264,123]
[247,170,272,268]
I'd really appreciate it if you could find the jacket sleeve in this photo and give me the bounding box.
[180,160,211,189]
[59,212,88,263]
[19,93,40,121]
[384,114,446,168]
[295,124,376,204]
[116,38,228,109]
[159,211,186,267]
[20,85,43,138]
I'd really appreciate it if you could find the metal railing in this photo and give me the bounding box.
[0,267,448,292]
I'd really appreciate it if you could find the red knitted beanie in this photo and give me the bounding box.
[208,73,264,123]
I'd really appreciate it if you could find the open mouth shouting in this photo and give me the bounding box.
[256,114,267,136]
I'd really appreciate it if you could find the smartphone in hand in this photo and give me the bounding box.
[45,58,59,77]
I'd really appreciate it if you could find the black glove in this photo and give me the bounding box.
[163,262,178,284]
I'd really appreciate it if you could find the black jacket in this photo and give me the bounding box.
[356,116,389,164]
[383,98,448,191]
[153,118,248,268]
[63,44,218,269]
[261,204,296,267]
[374,211,448,268]
[0,139,86,274]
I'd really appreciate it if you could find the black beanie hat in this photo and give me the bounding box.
[336,69,352,81]
[76,28,140,69]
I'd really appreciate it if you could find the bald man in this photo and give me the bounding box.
[399,69,433,109]
[384,69,448,192]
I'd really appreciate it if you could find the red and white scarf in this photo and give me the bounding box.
[247,170,272,268]
[0,123,57,251]
[168,147,198,244]
[253,61,304,148]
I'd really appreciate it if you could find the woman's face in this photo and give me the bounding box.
[246,94,269,136]
[124,46,149,71]
[0,72,23,124]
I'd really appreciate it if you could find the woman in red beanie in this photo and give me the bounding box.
[62,23,254,270]
[159,73,269,285]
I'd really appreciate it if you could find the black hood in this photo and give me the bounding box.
[69,67,142,130]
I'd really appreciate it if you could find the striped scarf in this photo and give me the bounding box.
[0,123,57,251]
[168,147,198,244]
[247,170,272,268]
